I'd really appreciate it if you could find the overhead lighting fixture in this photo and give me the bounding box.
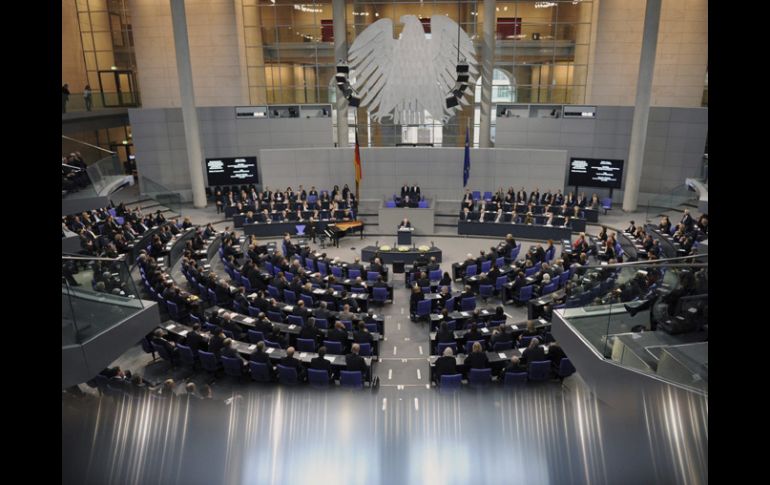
[535,2,557,8]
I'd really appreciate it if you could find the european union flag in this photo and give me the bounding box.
[463,127,471,187]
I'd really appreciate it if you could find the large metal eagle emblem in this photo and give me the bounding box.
[348,15,478,125]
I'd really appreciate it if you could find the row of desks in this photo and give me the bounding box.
[428,317,551,345]
[162,321,373,370]
[457,221,576,241]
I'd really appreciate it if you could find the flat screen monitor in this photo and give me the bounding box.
[206,156,258,186]
[568,157,624,189]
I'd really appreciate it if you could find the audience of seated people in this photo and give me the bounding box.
[218,184,358,222]
[459,186,605,227]
[61,151,90,192]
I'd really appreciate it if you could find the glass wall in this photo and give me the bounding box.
[240,0,591,147]
[556,256,708,393]
[62,255,144,346]
[74,0,140,109]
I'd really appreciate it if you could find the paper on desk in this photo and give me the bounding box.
[289,324,297,330]
[512,325,519,330]
[481,327,489,333]
[165,324,175,330]
[461,312,470,317]
[248,344,256,350]
[244,317,255,324]
[284,306,294,312]
[498,352,507,359]
[324,356,335,363]
[299,352,307,359]
[179,330,189,336]
[266,347,275,353]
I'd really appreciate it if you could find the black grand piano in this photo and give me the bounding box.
[325,220,364,247]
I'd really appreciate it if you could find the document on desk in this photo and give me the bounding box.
[266,347,275,353]
[324,356,335,363]
[289,324,297,330]
[165,324,176,330]
[299,352,307,359]
[244,317,255,324]
[284,306,294,312]
[461,312,470,317]
[248,344,256,350]
[498,352,507,359]
[512,325,519,330]
[179,330,189,337]
[481,327,489,333]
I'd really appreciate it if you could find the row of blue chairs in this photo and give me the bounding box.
[435,335,544,355]
[438,358,576,389]
[146,339,367,388]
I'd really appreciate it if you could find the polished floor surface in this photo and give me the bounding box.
[63,378,707,485]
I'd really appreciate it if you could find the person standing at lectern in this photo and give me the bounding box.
[399,218,412,229]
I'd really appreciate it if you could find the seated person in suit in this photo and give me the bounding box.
[499,355,527,379]
[439,272,452,287]
[434,346,458,383]
[345,343,369,381]
[220,312,246,341]
[151,329,178,359]
[353,321,374,345]
[221,338,247,366]
[279,347,306,381]
[369,257,384,274]
[326,321,349,349]
[489,327,513,348]
[313,301,333,323]
[299,317,323,343]
[309,346,333,378]
[520,337,546,366]
[464,341,490,370]
[292,300,312,322]
[338,303,355,323]
[266,324,288,349]
[208,327,227,356]
[184,323,207,354]
[464,323,483,343]
[436,321,455,343]
[547,342,568,371]
[249,340,272,366]
[398,218,412,229]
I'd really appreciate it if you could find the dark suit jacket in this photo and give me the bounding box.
[222,346,246,363]
[464,352,489,369]
[326,328,348,343]
[279,355,303,370]
[309,356,332,376]
[521,346,547,366]
[185,331,207,353]
[436,329,455,343]
[249,349,271,364]
[434,355,458,379]
[208,335,226,356]
[353,330,373,344]
[345,353,368,375]
[298,326,322,341]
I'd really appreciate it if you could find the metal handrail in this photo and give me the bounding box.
[61,135,116,155]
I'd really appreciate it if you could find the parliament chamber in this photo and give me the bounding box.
[61,1,709,483]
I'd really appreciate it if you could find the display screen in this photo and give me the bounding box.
[568,158,624,189]
[205,157,258,186]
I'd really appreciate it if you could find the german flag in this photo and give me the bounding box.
[354,128,363,184]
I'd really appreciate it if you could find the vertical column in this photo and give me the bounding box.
[623,0,662,212]
[478,0,496,148]
[333,0,349,148]
[170,0,206,208]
